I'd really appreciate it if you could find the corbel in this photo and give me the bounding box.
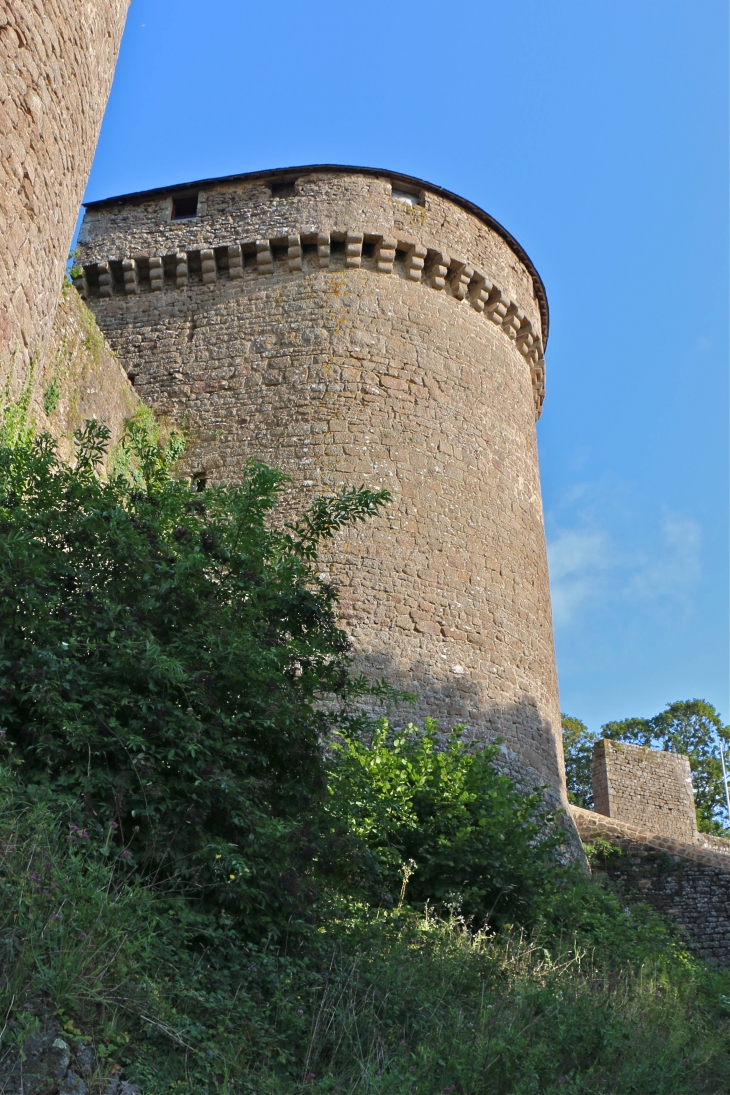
[175,252,189,288]
[256,240,274,276]
[404,243,427,282]
[149,256,164,292]
[317,232,330,269]
[374,237,397,274]
[287,235,302,273]
[428,251,450,290]
[449,263,474,301]
[201,249,217,285]
[228,245,243,279]
[485,287,509,325]
[345,231,363,268]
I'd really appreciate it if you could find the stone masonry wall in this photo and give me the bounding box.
[74,168,573,824]
[593,739,697,844]
[34,286,138,463]
[572,806,730,966]
[0,0,130,390]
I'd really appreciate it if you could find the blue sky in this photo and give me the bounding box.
[83,0,729,731]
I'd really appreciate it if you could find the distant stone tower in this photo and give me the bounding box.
[74,166,571,813]
[0,0,130,385]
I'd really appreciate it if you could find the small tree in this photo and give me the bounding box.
[323,720,562,928]
[561,714,596,809]
[603,699,730,833]
[0,408,391,931]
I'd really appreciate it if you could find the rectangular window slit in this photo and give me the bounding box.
[172,196,198,220]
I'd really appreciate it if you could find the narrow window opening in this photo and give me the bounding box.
[172,195,198,220]
[192,475,207,492]
[269,181,296,199]
[127,372,137,387]
[392,188,423,207]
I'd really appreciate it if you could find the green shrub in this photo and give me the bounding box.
[321,720,562,927]
[0,780,726,1095]
[0,413,390,936]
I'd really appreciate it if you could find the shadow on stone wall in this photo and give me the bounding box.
[345,650,583,860]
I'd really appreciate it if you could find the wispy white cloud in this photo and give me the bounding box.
[547,512,702,630]
[547,528,612,627]
[627,515,701,607]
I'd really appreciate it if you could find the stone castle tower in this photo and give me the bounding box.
[0,0,130,388]
[73,165,570,810]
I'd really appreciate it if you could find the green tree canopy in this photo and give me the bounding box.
[0,408,391,930]
[561,714,595,809]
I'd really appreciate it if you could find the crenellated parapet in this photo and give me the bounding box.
[74,228,546,417]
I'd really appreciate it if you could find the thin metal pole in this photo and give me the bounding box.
[720,742,730,827]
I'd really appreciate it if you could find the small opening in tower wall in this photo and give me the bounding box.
[391,187,423,207]
[192,475,207,492]
[171,195,198,220]
[268,180,296,199]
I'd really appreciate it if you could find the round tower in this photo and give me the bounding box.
[75,166,569,810]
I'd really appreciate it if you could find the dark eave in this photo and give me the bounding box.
[84,163,549,345]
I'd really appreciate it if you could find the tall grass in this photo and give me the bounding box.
[0,777,727,1093]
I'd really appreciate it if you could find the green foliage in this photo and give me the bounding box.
[0,412,390,935]
[603,699,730,832]
[561,714,596,809]
[0,404,728,1091]
[0,783,727,1094]
[42,378,61,416]
[322,720,561,927]
[66,247,83,283]
[0,356,36,449]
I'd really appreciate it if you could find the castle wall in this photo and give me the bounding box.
[74,168,569,813]
[0,0,130,389]
[34,286,138,464]
[592,739,698,844]
[573,806,730,966]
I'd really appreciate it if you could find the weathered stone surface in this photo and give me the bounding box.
[0,0,130,391]
[75,167,573,827]
[0,1021,139,1094]
[573,805,730,966]
[592,739,698,844]
[33,288,138,463]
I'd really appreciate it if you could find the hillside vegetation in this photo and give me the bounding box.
[0,403,727,1093]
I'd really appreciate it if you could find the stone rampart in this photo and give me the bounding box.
[74,167,573,822]
[572,805,730,965]
[0,0,130,389]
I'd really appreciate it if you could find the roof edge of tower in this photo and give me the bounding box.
[83,164,549,346]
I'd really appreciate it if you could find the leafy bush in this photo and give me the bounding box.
[0,782,727,1094]
[321,721,561,927]
[0,411,390,934]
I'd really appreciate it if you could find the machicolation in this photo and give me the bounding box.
[74,165,572,819]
